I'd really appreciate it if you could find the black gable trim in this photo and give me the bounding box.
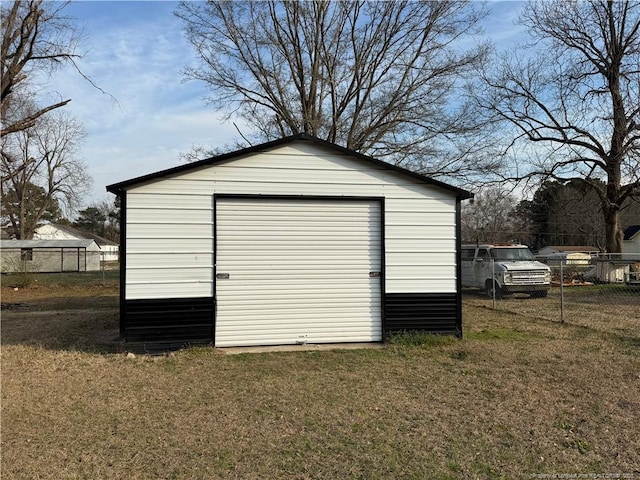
[106,134,473,200]
[623,225,640,241]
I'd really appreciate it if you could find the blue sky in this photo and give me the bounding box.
[46,1,526,206]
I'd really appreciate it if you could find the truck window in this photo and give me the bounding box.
[461,249,475,260]
[490,248,535,261]
[477,249,489,259]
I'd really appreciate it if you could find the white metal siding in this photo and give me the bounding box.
[124,142,457,300]
[623,237,640,254]
[125,193,213,299]
[214,199,382,347]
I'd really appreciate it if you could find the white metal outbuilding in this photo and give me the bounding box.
[0,239,101,272]
[107,134,472,350]
[34,223,119,262]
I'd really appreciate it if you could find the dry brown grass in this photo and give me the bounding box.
[2,279,639,479]
[2,271,119,310]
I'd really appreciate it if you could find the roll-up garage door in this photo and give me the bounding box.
[214,198,382,347]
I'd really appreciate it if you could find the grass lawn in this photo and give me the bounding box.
[1,275,639,479]
[463,286,640,341]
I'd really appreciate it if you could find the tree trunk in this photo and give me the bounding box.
[603,203,623,253]
[603,1,627,254]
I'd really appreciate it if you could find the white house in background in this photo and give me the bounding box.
[106,134,473,350]
[536,245,600,257]
[34,223,119,262]
[0,239,101,272]
[623,225,640,254]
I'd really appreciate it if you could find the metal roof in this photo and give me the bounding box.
[0,239,98,249]
[36,223,118,246]
[540,245,600,253]
[106,133,473,200]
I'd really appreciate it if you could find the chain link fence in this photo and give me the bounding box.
[463,254,640,332]
[1,248,116,273]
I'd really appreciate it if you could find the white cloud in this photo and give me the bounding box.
[39,1,241,207]
[483,2,526,46]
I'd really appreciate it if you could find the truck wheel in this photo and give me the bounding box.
[485,280,503,299]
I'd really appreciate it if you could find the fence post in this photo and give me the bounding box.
[492,258,496,309]
[102,251,106,285]
[559,260,565,323]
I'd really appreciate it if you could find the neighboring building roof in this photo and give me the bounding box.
[539,245,600,253]
[36,223,118,246]
[0,239,98,249]
[623,225,640,241]
[106,133,474,200]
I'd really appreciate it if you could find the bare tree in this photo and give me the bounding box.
[461,187,524,244]
[1,108,90,239]
[477,0,640,252]
[1,1,85,138]
[176,0,493,179]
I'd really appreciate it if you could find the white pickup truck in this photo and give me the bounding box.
[462,243,552,298]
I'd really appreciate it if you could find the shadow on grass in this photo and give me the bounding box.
[612,334,640,357]
[1,296,122,354]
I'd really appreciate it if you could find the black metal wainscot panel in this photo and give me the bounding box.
[124,297,213,346]
[384,293,460,337]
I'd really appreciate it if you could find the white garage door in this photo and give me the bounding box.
[215,198,382,347]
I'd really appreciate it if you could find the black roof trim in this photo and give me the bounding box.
[623,225,640,241]
[106,133,473,199]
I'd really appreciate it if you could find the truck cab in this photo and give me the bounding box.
[461,243,551,298]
